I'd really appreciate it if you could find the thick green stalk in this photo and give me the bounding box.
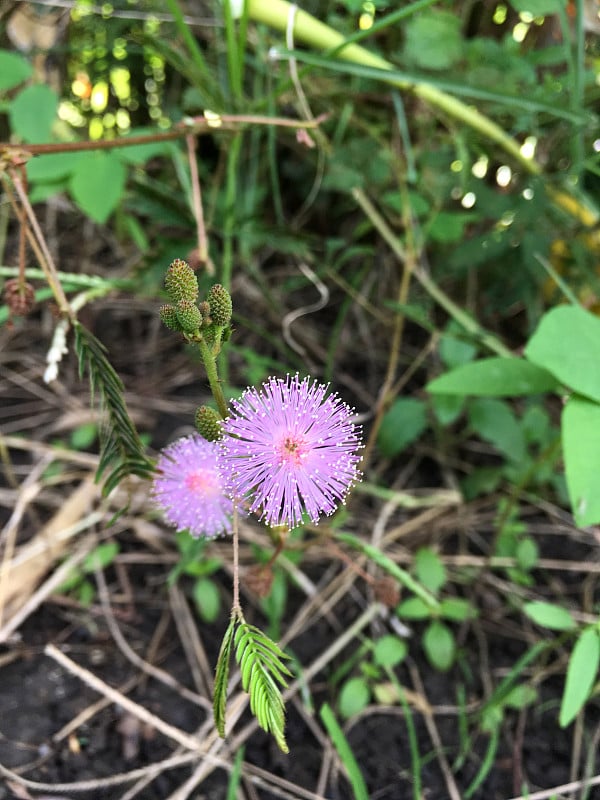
[246,0,540,174]
[198,338,229,419]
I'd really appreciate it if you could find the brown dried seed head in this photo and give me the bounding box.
[4,278,35,316]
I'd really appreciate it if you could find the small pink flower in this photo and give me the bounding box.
[152,435,234,538]
[220,375,362,529]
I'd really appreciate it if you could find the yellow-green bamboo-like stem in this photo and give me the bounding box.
[246,0,540,175]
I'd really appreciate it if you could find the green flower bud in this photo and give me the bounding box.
[159,304,183,332]
[194,405,223,441]
[165,258,199,304]
[175,299,202,334]
[198,301,212,326]
[207,284,232,326]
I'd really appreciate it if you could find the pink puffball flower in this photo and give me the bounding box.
[152,434,235,539]
[220,374,362,529]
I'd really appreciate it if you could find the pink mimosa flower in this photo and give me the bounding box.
[220,375,362,529]
[152,434,234,538]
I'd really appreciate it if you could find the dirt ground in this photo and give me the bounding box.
[1,218,599,800]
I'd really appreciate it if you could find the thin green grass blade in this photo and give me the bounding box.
[320,703,368,800]
[163,0,212,83]
[277,50,587,125]
[226,746,244,800]
[335,532,440,611]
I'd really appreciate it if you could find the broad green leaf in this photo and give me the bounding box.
[439,331,477,369]
[559,628,600,727]
[29,180,69,204]
[339,676,370,718]
[377,397,427,457]
[83,541,119,573]
[440,597,478,621]
[469,398,527,463]
[78,580,95,607]
[403,11,463,71]
[431,393,464,426]
[70,151,127,224]
[523,601,576,631]
[562,396,600,526]
[70,422,98,450]
[116,135,174,164]
[373,635,408,668]
[525,306,600,402]
[9,84,58,143]
[0,50,32,92]
[504,684,537,709]
[516,536,539,570]
[510,0,562,14]
[428,211,471,243]
[423,621,455,671]
[427,358,558,396]
[415,548,446,595]
[27,151,83,183]
[461,466,503,500]
[193,577,221,623]
[396,597,431,619]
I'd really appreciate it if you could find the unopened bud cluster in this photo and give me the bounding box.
[159,259,232,342]
[194,405,223,441]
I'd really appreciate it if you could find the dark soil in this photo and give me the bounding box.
[0,531,596,800]
[1,229,598,800]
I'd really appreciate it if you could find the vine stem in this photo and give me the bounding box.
[352,187,513,359]
[0,113,329,156]
[186,134,213,275]
[4,170,74,319]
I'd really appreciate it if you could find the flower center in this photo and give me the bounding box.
[185,468,219,497]
[276,435,307,467]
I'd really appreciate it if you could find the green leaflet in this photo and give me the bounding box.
[213,615,237,738]
[233,621,292,753]
[74,322,154,495]
[213,614,292,753]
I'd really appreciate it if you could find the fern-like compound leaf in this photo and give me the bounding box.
[233,621,292,753]
[213,615,237,737]
[73,322,155,495]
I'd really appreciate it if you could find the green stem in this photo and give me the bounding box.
[352,188,513,358]
[246,0,540,174]
[198,338,229,419]
[335,531,440,611]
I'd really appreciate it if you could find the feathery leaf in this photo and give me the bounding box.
[73,321,154,495]
[233,621,292,753]
[213,615,237,737]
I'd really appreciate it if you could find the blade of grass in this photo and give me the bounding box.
[464,723,500,799]
[320,703,368,800]
[277,49,587,126]
[163,0,212,84]
[223,0,248,101]
[335,531,440,611]
[225,746,244,800]
[384,667,422,800]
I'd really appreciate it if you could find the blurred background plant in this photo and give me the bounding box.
[1,0,600,797]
